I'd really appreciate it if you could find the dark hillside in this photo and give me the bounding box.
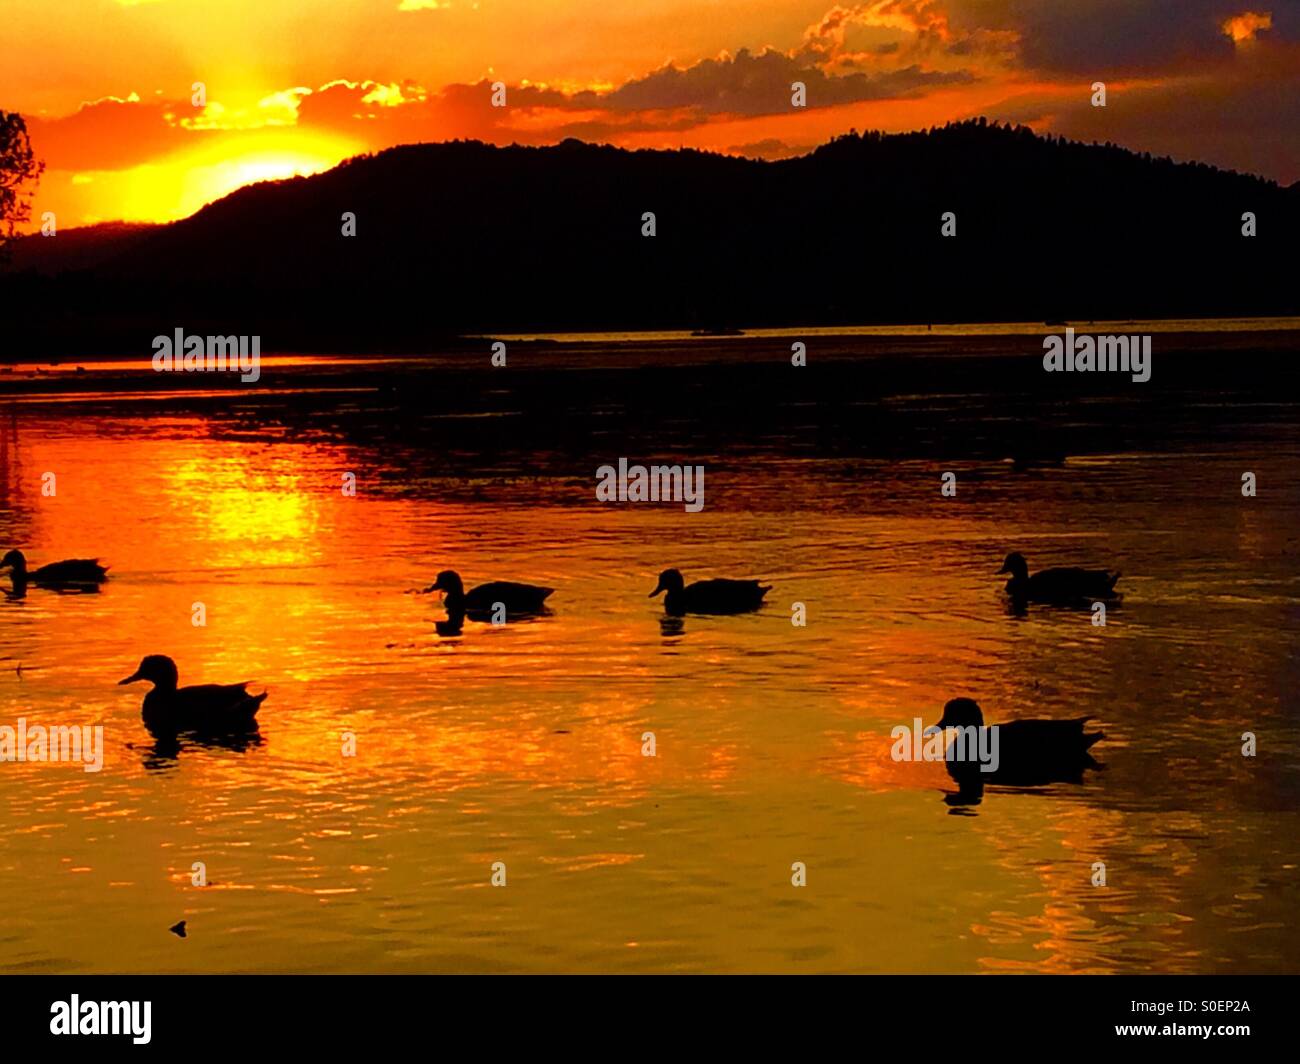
[5,120,1297,355]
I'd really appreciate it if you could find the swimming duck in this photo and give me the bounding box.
[119,655,265,736]
[649,568,770,616]
[932,697,1103,788]
[0,549,108,589]
[425,570,554,617]
[998,551,1119,604]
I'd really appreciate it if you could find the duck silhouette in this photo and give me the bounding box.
[425,570,554,619]
[649,568,770,616]
[1,549,108,591]
[998,551,1119,604]
[119,655,265,737]
[932,697,1104,802]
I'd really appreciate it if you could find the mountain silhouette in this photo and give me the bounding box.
[5,119,1298,356]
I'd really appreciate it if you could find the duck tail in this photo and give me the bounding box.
[1083,730,1104,749]
[1108,571,1121,590]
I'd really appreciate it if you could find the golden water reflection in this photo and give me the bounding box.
[0,409,1297,973]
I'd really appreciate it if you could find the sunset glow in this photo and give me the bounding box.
[4,1,1297,231]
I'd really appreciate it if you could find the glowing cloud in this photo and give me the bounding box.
[1222,11,1273,44]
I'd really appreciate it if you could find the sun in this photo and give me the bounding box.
[97,129,361,226]
[178,132,359,214]
[187,148,340,205]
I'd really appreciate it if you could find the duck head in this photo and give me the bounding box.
[0,549,27,576]
[936,697,985,730]
[649,568,685,598]
[429,570,465,597]
[119,654,179,692]
[997,552,1029,580]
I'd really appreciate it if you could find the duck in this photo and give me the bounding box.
[0,549,108,589]
[119,655,265,736]
[998,551,1119,604]
[649,568,770,616]
[931,697,1103,788]
[425,570,554,618]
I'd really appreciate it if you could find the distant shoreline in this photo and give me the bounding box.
[468,316,1300,344]
[1,325,1297,413]
[3,316,1299,369]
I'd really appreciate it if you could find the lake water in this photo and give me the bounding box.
[1,331,1298,973]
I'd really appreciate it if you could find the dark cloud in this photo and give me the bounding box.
[544,114,703,144]
[577,47,973,117]
[950,0,1299,74]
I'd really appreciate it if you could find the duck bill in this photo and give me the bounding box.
[996,563,1010,574]
[648,580,666,598]
[118,671,143,685]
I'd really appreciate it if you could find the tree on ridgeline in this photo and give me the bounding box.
[0,111,44,260]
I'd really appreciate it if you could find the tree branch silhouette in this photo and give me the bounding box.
[0,111,44,260]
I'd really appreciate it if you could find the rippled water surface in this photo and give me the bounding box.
[1,336,1298,973]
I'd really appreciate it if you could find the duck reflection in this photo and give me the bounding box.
[658,615,686,639]
[435,612,466,637]
[1003,594,1123,621]
[433,605,555,637]
[135,729,265,770]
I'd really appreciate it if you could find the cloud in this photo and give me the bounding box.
[583,47,973,117]
[947,0,1299,75]
[1223,11,1273,43]
[795,1,1018,71]
[25,95,195,170]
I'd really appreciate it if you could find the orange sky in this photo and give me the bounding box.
[3,1,1297,230]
